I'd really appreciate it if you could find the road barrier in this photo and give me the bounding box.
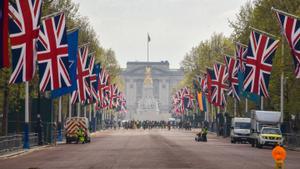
[283,133,300,150]
[0,133,38,154]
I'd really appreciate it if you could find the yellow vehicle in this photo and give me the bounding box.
[249,110,283,148]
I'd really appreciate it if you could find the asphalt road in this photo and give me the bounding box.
[1,129,300,169]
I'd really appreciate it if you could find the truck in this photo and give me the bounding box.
[249,110,283,148]
[230,117,251,143]
[65,117,91,144]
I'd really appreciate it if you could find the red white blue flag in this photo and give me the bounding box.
[224,55,240,100]
[275,9,300,78]
[97,66,110,108]
[89,54,100,103]
[37,12,71,92]
[71,46,91,104]
[8,0,42,83]
[0,0,9,68]
[210,64,228,107]
[235,42,248,73]
[109,83,120,109]
[243,31,279,97]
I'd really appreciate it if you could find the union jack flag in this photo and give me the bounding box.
[108,84,120,109]
[200,74,208,94]
[275,9,300,78]
[71,46,91,104]
[97,66,110,108]
[206,68,214,104]
[118,92,127,113]
[224,55,240,100]
[87,54,98,103]
[8,0,42,83]
[235,42,248,73]
[210,64,228,107]
[184,87,194,110]
[243,31,279,97]
[37,13,71,92]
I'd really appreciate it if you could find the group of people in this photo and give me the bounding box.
[122,120,172,130]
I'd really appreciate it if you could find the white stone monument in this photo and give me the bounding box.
[136,66,160,120]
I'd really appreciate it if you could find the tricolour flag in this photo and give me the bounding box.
[243,31,279,97]
[0,0,9,68]
[274,9,300,78]
[8,0,42,83]
[37,12,70,92]
[51,29,79,98]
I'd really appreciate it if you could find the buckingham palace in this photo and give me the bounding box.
[121,61,184,120]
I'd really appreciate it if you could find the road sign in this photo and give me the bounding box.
[272,145,286,169]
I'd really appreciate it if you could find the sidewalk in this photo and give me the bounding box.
[0,145,51,159]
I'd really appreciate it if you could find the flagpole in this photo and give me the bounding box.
[58,97,62,142]
[69,95,72,119]
[260,96,264,110]
[23,81,30,149]
[147,36,149,62]
[234,98,237,117]
[84,106,87,117]
[89,104,92,128]
[245,98,248,114]
[280,34,284,123]
[77,103,80,117]
[93,103,97,132]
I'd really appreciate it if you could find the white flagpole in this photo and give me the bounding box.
[280,34,284,123]
[58,97,62,124]
[58,97,62,142]
[24,81,30,149]
[234,98,237,117]
[260,96,264,110]
[245,98,248,114]
[89,104,92,122]
[77,102,80,117]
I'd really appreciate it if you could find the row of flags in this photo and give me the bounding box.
[0,0,127,113]
[174,8,300,114]
[172,87,195,115]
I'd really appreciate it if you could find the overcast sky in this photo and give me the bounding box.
[73,0,248,68]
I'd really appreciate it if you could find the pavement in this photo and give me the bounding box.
[0,129,299,169]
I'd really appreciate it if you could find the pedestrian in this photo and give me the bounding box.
[35,114,43,145]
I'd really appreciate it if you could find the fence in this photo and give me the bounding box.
[283,133,300,150]
[0,133,38,154]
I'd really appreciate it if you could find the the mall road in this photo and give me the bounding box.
[1,129,300,169]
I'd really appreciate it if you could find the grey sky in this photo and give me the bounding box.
[73,0,247,68]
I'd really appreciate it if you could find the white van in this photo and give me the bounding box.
[230,117,251,143]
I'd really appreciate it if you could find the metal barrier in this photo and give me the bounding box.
[0,133,38,154]
[0,134,23,154]
[283,133,300,150]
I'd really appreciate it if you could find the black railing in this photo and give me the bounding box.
[283,133,300,150]
[0,133,38,154]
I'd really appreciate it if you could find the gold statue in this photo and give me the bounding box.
[144,66,153,85]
